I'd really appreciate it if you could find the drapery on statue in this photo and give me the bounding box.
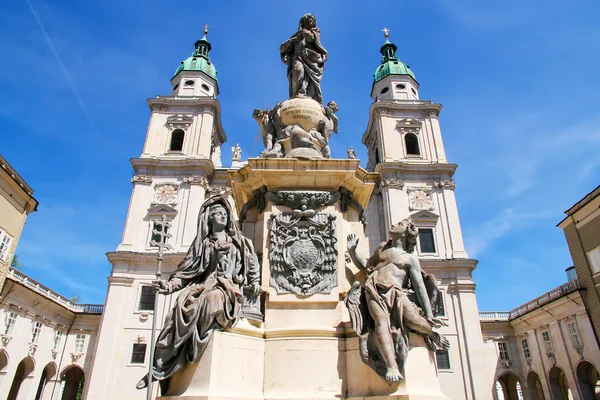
[136,195,261,392]
[280,13,328,104]
[345,219,449,384]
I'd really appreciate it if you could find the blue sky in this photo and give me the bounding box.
[1,0,599,310]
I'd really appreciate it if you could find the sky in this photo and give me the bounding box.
[1,0,599,310]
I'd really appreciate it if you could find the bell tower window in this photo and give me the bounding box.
[405,133,420,156]
[170,129,185,152]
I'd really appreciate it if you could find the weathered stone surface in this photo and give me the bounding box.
[280,97,324,132]
[269,212,337,295]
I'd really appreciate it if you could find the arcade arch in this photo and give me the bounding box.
[576,360,600,400]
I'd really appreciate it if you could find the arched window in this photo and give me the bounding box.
[170,129,185,152]
[405,133,420,155]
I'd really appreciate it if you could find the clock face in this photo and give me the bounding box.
[409,190,433,210]
[155,184,178,204]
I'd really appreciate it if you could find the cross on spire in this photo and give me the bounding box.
[382,27,390,39]
[203,24,210,36]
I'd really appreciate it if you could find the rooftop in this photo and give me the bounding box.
[0,154,39,211]
[479,278,582,322]
[7,268,104,314]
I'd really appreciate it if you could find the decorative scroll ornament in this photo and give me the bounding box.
[395,118,422,134]
[0,334,11,347]
[269,213,337,295]
[153,184,179,204]
[499,360,512,369]
[183,175,209,189]
[434,180,456,190]
[51,349,58,360]
[407,188,434,211]
[381,178,405,190]
[28,343,37,357]
[131,175,153,184]
[71,352,84,363]
[166,114,194,129]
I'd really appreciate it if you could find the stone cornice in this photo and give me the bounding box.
[375,161,457,178]
[147,96,226,145]
[130,157,215,177]
[362,100,443,145]
[107,251,186,265]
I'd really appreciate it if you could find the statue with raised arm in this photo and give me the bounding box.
[280,13,328,104]
[345,219,449,384]
[136,195,260,393]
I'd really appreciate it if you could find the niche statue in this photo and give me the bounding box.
[345,219,449,383]
[136,195,260,393]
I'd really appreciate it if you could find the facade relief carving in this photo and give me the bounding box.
[381,178,405,190]
[166,114,194,129]
[395,118,422,134]
[407,187,434,211]
[131,175,153,184]
[183,176,209,189]
[269,212,337,295]
[434,180,456,190]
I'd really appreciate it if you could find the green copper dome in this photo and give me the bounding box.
[174,34,217,81]
[374,39,415,82]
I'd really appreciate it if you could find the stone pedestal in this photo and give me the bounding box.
[158,159,450,400]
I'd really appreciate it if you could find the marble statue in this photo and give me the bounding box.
[347,146,356,159]
[249,14,340,160]
[280,13,328,104]
[345,219,449,384]
[136,195,260,393]
[232,143,242,161]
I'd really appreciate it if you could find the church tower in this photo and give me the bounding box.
[85,29,231,400]
[363,31,494,400]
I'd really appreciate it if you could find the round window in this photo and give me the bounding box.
[184,80,195,86]
[396,83,406,89]
[380,87,389,94]
[411,88,417,95]
[201,84,210,91]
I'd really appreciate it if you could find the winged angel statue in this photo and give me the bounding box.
[345,219,450,384]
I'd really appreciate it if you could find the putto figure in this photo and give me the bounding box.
[136,195,260,393]
[280,13,328,104]
[345,219,449,383]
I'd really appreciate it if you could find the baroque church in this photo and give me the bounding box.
[0,21,598,400]
[84,27,493,400]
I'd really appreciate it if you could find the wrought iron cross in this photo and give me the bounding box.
[149,214,172,258]
[203,24,210,35]
[382,27,390,39]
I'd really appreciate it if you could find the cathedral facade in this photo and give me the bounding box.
[84,31,495,400]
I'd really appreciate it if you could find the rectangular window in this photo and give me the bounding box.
[53,330,63,350]
[521,338,531,359]
[587,245,600,274]
[435,350,451,370]
[0,230,13,261]
[131,343,147,364]
[418,228,436,253]
[497,341,510,360]
[4,311,16,335]
[150,223,169,247]
[74,334,86,353]
[139,286,156,311]
[542,331,554,353]
[567,322,582,347]
[31,321,42,344]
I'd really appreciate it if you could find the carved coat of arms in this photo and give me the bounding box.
[269,212,337,295]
